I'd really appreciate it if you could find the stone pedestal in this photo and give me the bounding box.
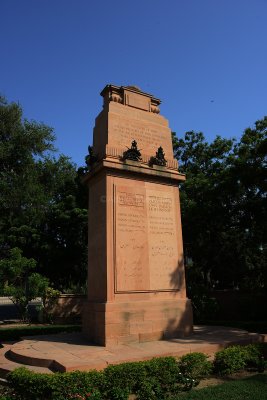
[83,85,193,346]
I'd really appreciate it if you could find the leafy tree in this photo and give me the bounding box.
[173,117,267,293]
[227,117,267,290]
[0,95,88,290]
[0,247,49,320]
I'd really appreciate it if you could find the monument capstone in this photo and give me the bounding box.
[83,84,193,346]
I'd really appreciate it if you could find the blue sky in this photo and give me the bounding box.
[1,0,266,166]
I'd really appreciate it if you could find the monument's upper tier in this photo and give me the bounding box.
[92,84,179,170]
[101,84,161,114]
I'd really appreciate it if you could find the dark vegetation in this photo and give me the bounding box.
[172,119,267,321]
[0,95,88,295]
[0,324,81,341]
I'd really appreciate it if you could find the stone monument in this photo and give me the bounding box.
[83,85,193,346]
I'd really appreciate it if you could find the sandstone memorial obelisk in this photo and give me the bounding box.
[83,85,193,346]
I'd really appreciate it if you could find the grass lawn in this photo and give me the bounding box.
[175,373,267,400]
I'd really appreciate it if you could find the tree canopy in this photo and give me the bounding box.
[0,96,88,291]
[173,117,267,292]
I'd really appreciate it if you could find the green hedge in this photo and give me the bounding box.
[6,344,267,400]
[0,325,81,341]
[7,357,199,400]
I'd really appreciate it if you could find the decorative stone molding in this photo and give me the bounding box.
[101,84,161,113]
[110,93,123,103]
[105,145,178,170]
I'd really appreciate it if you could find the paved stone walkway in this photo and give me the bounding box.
[0,326,265,377]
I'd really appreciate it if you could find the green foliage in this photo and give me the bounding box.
[214,346,247,375]
[0,247,49,320]
[244,344,262,368]
[50,370,103,400]
[213,344,263,375]
[178,352,212,383]
[0,247,36,282]
[103,362,146,399]
[0,95,88,289]
[140,356,191,397]
[0,324,81,341]
[173,117,267,294]
[7,357,197,400]
[103,357,196,400]
[7,367,53,400]
[39,287,61,323]
[7,368,103,400]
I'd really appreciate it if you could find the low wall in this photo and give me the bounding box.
[0,295,86,324]
[50,294,86,324]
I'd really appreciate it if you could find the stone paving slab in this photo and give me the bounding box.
[0,326,265,376]
[0,343,52,378]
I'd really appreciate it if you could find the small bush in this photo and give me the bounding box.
[104,362,146,400]
[213,344,263,375]
[214,346,247,375]
[51,370,104,400]
[243,344,262,368]
[139,357,194,398]
[7,367,53,400]
[178,352,212,382]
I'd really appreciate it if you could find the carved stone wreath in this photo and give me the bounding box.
[150,146,167,167]
[122,140,142,162]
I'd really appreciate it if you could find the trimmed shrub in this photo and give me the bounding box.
[213,344,264,375]
[7,368,104,400]
[138,357,195,399]
[244,344,262,368]
[103,357,195,400]
[7,367,53,400]
[7,357,196,400]
[50,370,103,400]
[214,346,247,375]
[178,352,212,382]
[104,362,146,400]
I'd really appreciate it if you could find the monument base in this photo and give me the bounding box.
[83,298,193,346]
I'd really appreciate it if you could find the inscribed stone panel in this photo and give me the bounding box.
[115,185,150,292]
[147,189,179,290]
[109,115,173,158]
[114,182,179,293]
